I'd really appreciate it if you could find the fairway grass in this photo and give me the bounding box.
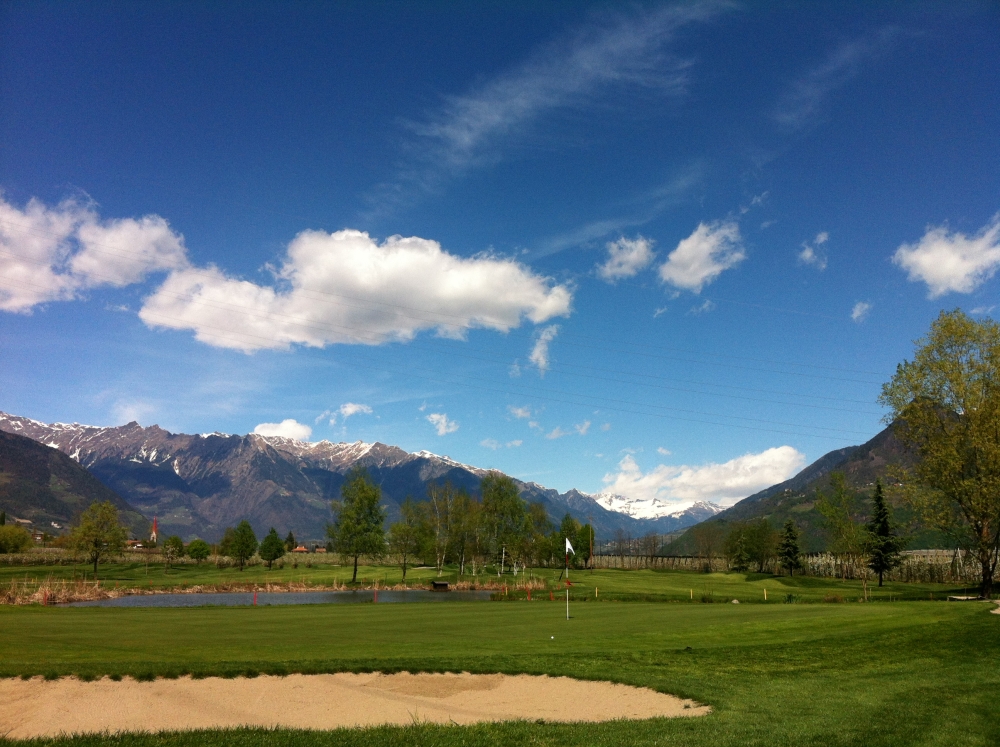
[1,600,998,746]
[0,562,970,604]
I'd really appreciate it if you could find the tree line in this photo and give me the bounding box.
[687,477,905,585]
[329,468,594,582]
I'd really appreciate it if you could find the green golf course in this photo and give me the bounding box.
[1,570,997,746]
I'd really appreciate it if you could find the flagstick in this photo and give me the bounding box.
[564,538,574,620]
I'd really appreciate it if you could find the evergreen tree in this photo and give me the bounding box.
[223,521,258,571]
[866,480,905,586]
[777,519,803,577]
[0,510,6,525]
[327,468,386,583]
[725,527,751,573]
[284,531,296,552]
[259,527,286,569]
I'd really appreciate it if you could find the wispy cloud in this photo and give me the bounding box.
[529,324,560,375]
[508,405,533,420]
[536,163,703,258]
[851,301,871,323]
[775,28,900,131]
[319,402,374,425]
[374,5,723,209]
[798,231,829,270]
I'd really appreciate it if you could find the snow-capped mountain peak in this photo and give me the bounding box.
[593,492,724,520]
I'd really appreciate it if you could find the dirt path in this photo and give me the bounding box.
[0,672,709,738]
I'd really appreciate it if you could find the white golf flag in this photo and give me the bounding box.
[565,537,575,555]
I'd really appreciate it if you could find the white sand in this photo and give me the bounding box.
[0,672,709,738]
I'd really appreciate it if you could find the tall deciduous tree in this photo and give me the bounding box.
[224,521,258,571]
[186,538,211,564]
[163,535,185,568]
[816,472,867,578]
[425,482,456,576]
[743,519,779,573]
[576,523,594,569]
[880,309,1000,597]
[259,527,286,570]
[388,498,421,580]
[70,500,128,575]
[866,481,905,587]
[777,520,803,577]
[328,468,386,583]
[480,472,525,574]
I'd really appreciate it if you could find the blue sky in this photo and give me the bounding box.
[2,1,999,508]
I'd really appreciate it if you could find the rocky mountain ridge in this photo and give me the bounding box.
[0,411,714,542]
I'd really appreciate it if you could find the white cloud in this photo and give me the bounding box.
[971,305,996,315]
[508,405,533,420]
[657,447,672,456]
[506,439,523,448]
[528,420,542,431]
[427,412,459,436]
[600,422,611,431]
[892,215,1000,298]
[653,306,668,318]
[597,236,655,282]
[659,221,744,293]
[798,232,829,270]
[140,229,572,352]
[547,421,590,439]
[601,446,806,508]
[529,324,559,374]
[851,301,871,323]
[112,399,156,425]
[323,402,374,425]
[480,438,501,450]
[253,419,313,441]
[0,195,188,313]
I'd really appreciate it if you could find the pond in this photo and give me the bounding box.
[64,590,494,608]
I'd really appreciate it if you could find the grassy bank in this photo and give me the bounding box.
[1,598,998,745]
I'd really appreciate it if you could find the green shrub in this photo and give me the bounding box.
[0,524,32,553]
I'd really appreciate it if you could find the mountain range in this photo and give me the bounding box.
[0,411,722,542]
[0,429,148,537]
[661,422,944,553]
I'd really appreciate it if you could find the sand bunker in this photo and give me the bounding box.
[0,672,708,738]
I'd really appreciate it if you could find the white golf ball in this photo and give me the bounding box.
[550,636,554,639]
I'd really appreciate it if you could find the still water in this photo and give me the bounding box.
[65,590,494,608]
